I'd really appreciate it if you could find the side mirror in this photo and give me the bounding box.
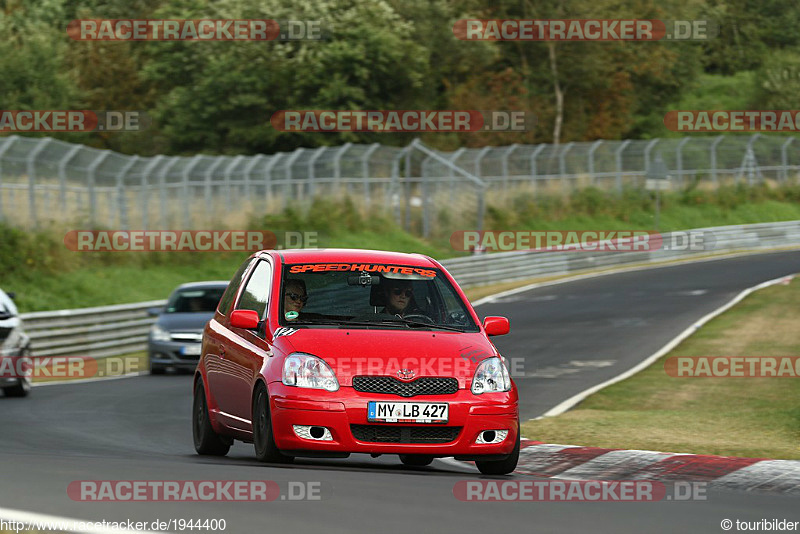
[230,309,260,329]
[483,316,510,336]
[6,292,16,300]
[147,306,164,317]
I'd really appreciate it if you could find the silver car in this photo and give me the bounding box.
[147,281,228,374]
[0,288,31,397]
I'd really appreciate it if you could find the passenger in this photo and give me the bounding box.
[284,279,308,321]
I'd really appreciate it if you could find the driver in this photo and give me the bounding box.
[381,279,424,318]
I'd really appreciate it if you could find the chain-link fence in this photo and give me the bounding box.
[1,134,799,236]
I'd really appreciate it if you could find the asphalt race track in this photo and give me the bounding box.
[1,250,798,533]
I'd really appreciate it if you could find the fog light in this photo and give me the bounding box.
[476,429,508,444]
[293,425,333,441]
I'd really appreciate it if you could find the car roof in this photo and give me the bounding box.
[175,281,230,290]
[263,248,437,267]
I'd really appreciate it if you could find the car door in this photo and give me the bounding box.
[204,258,255,422]
[224,259,275,426]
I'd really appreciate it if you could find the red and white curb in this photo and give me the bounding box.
[507,441,800,494]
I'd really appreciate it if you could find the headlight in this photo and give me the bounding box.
[282,353,339,392]
[471,357,511,394]
[149,324,172,342]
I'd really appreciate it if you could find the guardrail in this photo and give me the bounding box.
[19,221,800,360]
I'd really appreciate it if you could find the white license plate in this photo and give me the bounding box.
[367,401,448,423]
[181,344,201,356]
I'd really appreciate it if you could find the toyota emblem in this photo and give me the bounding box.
[396,368,416,381]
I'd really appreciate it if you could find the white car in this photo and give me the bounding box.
[0,288,31,397]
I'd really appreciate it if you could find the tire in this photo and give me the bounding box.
[3,348,31,398]
[399,454,434,467]
[475,426,520,476]
[252,384,293,463]
[149,358,166,375]
[192,379,231,456]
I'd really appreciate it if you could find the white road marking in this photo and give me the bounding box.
[537,273,796,418]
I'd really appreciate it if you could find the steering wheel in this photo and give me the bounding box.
[402,313,435,324]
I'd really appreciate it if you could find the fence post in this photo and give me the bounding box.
[615,140,631,192]
[643,138,660,188]
[26,138,53,228]
[223,155,244,214]
[362,143,380,210]
[558,142,575,194]
[0,136,19,222]
[745,134,761,185]
[181,155,203,229]
[242,155,263,200]
[140,155,164,231]
[263,153,283,210]
[587,140,603,185]
[710,135,725,185]
[404,144,413,231]
[86,151,110,228]
[333,143,352,198]
[284,149,305,207]
[57,144,83,218]
[202,157,226,225]
[676,137,690,188]
[781,137,794,183]
[502,144,518,200]
[158,157,180,229]
[448,148,466,197]
[116,155,139,230]
[307,147,326,201]
[530,144,546,197]
[390,145,409,226]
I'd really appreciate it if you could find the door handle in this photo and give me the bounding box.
[219,345,226,358]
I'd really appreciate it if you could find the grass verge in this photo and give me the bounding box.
[521,275,800,460]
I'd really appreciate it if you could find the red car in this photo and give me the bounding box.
[192,249,519,475]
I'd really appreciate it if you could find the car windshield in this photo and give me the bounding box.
[279,263,478,332]
[164,287,226,313]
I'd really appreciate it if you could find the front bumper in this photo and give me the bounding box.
[0,376,20,387]
[269,383,518,457]
[148,340,201,369]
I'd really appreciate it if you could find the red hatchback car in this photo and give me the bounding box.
[192,249,519,475]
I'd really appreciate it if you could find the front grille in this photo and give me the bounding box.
[352,376,458,397]
[350,425,461,444]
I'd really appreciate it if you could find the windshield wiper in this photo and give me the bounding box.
[391,318,466,332]
[290,318,466,332]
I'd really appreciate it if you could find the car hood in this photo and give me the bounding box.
[275,328,500,386]
[156,313,214,333]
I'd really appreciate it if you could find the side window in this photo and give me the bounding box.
[217,259,256,316]
[235,261,273,319]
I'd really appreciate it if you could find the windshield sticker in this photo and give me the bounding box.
[283,312,300,322]
[289,264,436,277]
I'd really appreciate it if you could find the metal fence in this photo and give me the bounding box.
[2,134,800,236]
[19,220,800,361]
